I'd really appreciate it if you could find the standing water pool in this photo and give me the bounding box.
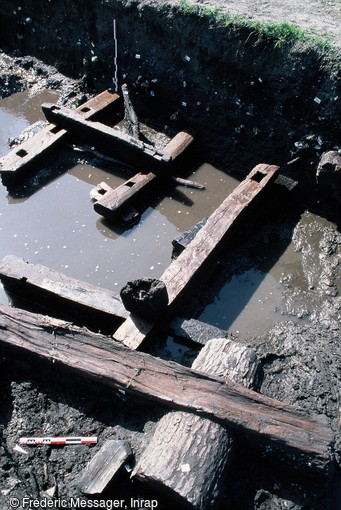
[0,88,332,340]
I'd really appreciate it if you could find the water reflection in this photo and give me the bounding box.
[0,87,309,339]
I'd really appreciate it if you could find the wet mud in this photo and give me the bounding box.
[0,1,340,509]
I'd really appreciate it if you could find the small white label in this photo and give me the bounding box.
[180,463,190,472]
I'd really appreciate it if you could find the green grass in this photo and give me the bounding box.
[177,0,340,71]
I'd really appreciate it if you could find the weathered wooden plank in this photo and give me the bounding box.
[114,164,279,349]
[0,304,334,474]
[42,103,171,169]
[78,440,132,494]
[90,131,194,222]
[162,164,279,302]
[92,172,156,222]
[0,90,121,184]
[0,255,128,329]
[75,90,121,120]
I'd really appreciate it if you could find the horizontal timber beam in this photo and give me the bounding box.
[0,90,121,184]
[114,163,280,349]
[42,103,172,169]
[0,255,128,331]
[0,304,334,475]
[91,131,194,222]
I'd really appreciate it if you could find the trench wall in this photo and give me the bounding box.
[1,0,340,174]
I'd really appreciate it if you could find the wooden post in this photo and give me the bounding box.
[132,338,261,509]
[122,84,140,139]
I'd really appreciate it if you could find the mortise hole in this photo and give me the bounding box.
[251,171,266,183]
[80,106,91,113]
[50,125,62,134]
[125,181,135,187]
[16,149,28,158]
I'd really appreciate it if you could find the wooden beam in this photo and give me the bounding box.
[0,90,121,184]
[114,164,279,349]
[90,131,194,222]
[92,172,156,222]
[0,304,334,474]
[0,255,128,330]
[78,440,132,494]
[163,131,194,160]
[41,103,171,169]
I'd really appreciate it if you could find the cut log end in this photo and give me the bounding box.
[132,339,262,509]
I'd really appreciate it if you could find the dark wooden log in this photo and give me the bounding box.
[90,131,194,222]
[78,439,132,494]
[0,304,334,474]
[120,278,169,321]
[114,164,280,349]
[169,317,226,346]
[41,103,171,169]
[0,255,128,331]
[92,172,156,222]
[0,90,121,184]
[133,339,262,509]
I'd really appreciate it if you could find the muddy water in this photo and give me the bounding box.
[0,89,240,310]
[0,88,332,340]
[0,89,59,156]
[199,247,303,338]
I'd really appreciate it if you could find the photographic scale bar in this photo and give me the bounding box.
[19,436,98,446]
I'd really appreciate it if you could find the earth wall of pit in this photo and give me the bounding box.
[0,0,340,176]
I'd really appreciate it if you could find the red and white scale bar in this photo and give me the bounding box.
[19,436,97,446]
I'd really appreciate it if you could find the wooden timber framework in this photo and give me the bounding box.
[0,89,336,489]
[0,305,335,475]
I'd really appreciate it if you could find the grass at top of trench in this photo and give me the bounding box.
[177,0,341,73]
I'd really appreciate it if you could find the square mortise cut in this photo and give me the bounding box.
[50,125,63,134]
[251,170,266,183]
[125,181,135,187]
[16,149,28,158]
[80,106,91,113]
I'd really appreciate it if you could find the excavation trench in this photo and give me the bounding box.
[0,1,340,509]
